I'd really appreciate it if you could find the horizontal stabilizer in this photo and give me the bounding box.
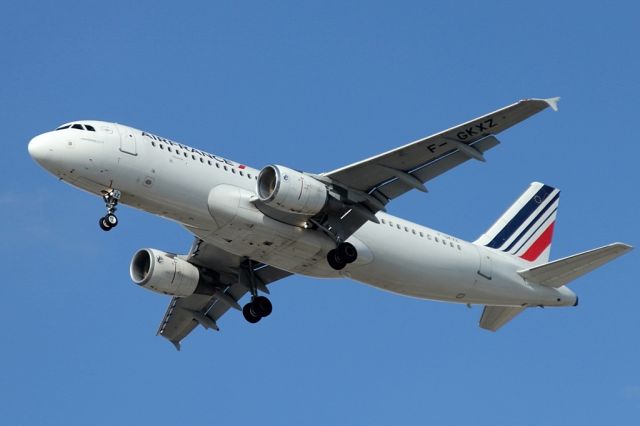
[518,243,633,288]
[479,305,526,331]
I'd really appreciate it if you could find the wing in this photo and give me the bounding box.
[156,239,292,350]
[317,98,560,240]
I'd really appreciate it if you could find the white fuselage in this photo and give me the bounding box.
[27,121,577,308]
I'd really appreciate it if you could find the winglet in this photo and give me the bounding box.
[544,97,560,112]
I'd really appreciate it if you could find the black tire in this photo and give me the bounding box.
[338,242,358,263]
[252,296,273,317]
[99,217,111,231]
[242,302,261,323]
[327,249,346,270]
[105,213,118,228]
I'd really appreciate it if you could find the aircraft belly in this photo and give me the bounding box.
[198,184,336,273]
[346,224,478,302]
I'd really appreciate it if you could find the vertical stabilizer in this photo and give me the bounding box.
[475,182,560,265]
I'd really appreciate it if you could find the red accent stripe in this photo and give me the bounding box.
[520,222,555,261]
[239,165,246,169]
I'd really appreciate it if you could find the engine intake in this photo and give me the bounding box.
[130,248,201,297]
[257,165,327,215]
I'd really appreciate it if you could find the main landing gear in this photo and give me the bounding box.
[327,242,358,270]
[242,296,273,323]
[241,259,273,324]
[99,189,121,231]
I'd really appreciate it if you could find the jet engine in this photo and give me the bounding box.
[256,165,327,215]
[130,248,202,297]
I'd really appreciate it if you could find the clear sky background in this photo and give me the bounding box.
[1,1,638,425]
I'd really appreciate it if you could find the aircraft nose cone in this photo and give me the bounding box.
[28,133,51,164]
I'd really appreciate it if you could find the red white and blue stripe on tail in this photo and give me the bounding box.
[474,182,560,264]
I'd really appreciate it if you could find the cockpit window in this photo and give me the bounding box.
[56,123,96,131]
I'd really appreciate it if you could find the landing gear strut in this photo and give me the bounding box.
[327,242,358,270]
[99,189,121,231]
[241,259,273,324]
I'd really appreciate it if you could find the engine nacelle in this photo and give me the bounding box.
[130,248,200,297]
[257,165,327,215]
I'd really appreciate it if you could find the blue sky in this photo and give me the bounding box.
[2,1,638,424]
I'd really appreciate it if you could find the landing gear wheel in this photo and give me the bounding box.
[243,302,262,324]
[252,296,273,317]
[99,189,121,231]
[337,242,358,264]
[327,249,347,270]
[99,217,112,231]
[105,213,118,228]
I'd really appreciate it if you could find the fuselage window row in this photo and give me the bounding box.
[149,139,255,180]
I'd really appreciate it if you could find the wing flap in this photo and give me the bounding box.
[518,243,632,288]
[479,305,526,331]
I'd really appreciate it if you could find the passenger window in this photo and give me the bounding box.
[224,165,228,171]
[85,125,95,131]
[435,237,439,242]
[191,155,195,160]
[167,147,172,153]
[450,242,454,247]
[247,173,252,179]
[232,169,236,174]
[381,219,386,224]
[419,232,424,237]
[239,171,244,176]
[457,245,462,250]
[404,226,408,232]
[396,224,401,230]
[207,160,212,166]
[200,157,203,163]
[160,144,164,150]
[151,141,156,147]
[72,124,84,130]
[183,152,188,158]
[176,150,180,155]
[216,163,220,168]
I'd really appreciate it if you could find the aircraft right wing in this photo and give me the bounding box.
[156,239,292,350]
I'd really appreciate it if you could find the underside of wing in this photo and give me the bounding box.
[325,98,558,201]
[312,98,559,241]
[156,238,292,349]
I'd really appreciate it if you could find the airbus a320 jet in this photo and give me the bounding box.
[28,98,632,349]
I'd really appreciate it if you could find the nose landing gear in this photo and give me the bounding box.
[99,189,121,231]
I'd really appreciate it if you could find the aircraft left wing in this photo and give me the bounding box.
[156,239,291,350]
[316,98,559,240]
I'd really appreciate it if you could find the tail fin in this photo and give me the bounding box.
[475,182,560,265]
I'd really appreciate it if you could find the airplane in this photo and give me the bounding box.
[27,97,632,350]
